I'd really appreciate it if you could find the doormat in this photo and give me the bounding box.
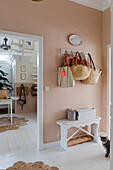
[0,116,29,133]
[6,161,59,170]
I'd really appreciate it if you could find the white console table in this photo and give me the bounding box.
[0,97,19,126]
[0,99,13,126]
[56,117,101,151]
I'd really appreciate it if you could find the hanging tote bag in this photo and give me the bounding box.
[82,53,102,85]
[58,51,75,88]
[71,52,91,81]
[18,84,26,110]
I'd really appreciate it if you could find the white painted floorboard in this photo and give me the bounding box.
[0,112,37,155]
[0,112,110,170]
[0,142,110,170]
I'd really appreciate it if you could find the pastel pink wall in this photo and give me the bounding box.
[0,0,103,143]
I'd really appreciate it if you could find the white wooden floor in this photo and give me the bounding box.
[0,112,110,170]
[0,141,110,170]
[0,112,37,155]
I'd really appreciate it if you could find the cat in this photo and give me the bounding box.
[100,136,110,158]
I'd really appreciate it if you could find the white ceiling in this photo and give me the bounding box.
[0,37,37,62]
[70,0,110,11]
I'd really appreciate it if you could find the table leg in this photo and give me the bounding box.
[10,101,13,126]
[91,123,99,143]
[60,125,67,151]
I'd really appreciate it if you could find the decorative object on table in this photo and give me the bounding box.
[0,66,13,99]
[0,37,11,51]
[6,161,59,170]
[31,84,37,96]
[21,65,26,72]
[21,73,26,80]
[18,84,26,110]
[76,108,96,121]
[82,53,102,85]
[67,108,96,121]
[58,51,75,88]
[71,52,91,80]
[0,89,7,99]
[67,109,76,120]
[68,34,82,46]
[0,116,29,133]
[67,135,92,147]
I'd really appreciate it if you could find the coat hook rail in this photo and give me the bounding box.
[61,49,89,55]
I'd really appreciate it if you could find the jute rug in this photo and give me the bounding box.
[0,116,29,133]
[67,135,92,147]
[5,161,59,170]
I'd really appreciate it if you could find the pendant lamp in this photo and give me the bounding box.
[1,37,11,51]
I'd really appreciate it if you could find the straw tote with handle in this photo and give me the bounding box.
[71,52,91,81]
[58,51,75,88]
[82,53,102,85]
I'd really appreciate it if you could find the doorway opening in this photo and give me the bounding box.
[0,30,43,151]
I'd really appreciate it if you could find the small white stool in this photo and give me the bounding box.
[56,117,101,151]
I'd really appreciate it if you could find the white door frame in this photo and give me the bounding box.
[110,0,113,169]
[0,30,44,150]
[107,44,111,139]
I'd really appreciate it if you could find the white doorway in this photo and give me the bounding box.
[107,44,111,139]
[0,30,43,150]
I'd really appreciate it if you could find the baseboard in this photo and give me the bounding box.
[42,131,104,150]
[43,141,60,149]
[99,131,108,136]
[42,133,98,149]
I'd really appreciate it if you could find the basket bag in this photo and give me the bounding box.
[0,89,7,99]
[58,51,75,88]
[82,53,102,85]
[71,52,91,80]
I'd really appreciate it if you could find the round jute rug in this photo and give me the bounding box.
[0,116,29,133]
[5,161,59,170]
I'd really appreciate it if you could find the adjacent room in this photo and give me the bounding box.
[0,36,38,153]
[0,0,112,170]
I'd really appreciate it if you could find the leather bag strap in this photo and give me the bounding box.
[88,53,96,70]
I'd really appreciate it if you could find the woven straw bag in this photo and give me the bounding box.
[71,52,91,81]
[82,53,102,85]
[58,51,75,88]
